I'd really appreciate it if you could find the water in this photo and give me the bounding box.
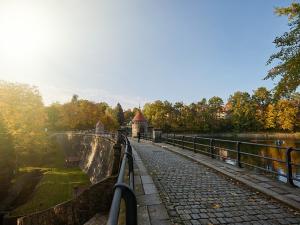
[206,137,300,186]
[169,135,300,186]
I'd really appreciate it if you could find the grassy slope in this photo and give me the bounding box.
[11,142,90,216]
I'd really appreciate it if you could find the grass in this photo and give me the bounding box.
[10,142,91,216]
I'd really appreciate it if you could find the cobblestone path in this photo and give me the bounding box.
[132,141,300,225]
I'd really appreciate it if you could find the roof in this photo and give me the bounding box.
[132,110,146,122]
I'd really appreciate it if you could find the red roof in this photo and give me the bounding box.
[133,111,146,122]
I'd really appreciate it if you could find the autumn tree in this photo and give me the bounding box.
[227,92,257,131]
[99,108,119,131]
[266,3,300,98]
[265,104,277,130]
[276,99,298,131]
[252,87,272,129]
[46,102,63,131]
[0,114,15,199]
[0,81,48,165]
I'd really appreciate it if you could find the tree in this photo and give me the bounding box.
[208,96,224,131]
[252,87,272,108]
[143,101,174,130]
[114,103,125,126]
[124,109,134,125]
[99,108,119,131]
[0,114,15,199]
[227,92,257,131]
[71,94,79,103]
[0,81,48,165]
[276,99,298,131]
[265,3,300,98]
[265,104,277,129]
[252,87,272,129]
[46,102,63,131]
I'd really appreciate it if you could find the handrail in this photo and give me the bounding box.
[140,132,153,141]
[160,133,300,186]
[107,134,137,225]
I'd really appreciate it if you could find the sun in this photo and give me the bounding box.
[0,2,56,66]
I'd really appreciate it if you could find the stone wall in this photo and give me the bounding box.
[54,132,117,183]
[4,177,116,225]
[79,135,116,183]
[3,133,121,225]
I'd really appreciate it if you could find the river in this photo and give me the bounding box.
[168,134,300,187]
[203,136,300,186]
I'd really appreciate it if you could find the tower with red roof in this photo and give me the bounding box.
[132,110,148,137]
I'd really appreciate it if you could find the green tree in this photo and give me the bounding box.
[208,96,224,131]
[124,109,134,125]
[143,101,174,130]
[265,3,300,98]
[71,94,79,103]
[114,103,125,126]
[194,99,209,132]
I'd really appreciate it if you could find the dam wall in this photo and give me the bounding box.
[4,132,121,225]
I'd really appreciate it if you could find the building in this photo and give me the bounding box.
[132,110,148,137]
[95,121,104,134]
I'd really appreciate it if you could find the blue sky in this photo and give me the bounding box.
[0,0,294,108]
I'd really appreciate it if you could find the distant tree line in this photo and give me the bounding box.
[142,87,300,133]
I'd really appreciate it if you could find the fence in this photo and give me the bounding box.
[161,134,300,186]
[140,132,153,141]
[107,135,137,225]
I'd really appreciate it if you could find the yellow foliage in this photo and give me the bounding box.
[276,100,298,131]
[0,81,48,164]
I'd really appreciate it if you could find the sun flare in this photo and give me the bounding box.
[0,2,56,66]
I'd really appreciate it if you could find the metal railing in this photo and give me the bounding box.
[161,134,300,186]
[107,135,137,225]
[140,132,153,141]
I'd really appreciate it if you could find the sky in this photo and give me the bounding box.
[0,0,295,109]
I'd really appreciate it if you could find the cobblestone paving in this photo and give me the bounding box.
[132,142,300,225]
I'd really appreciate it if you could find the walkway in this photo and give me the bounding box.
[131,140,300,225]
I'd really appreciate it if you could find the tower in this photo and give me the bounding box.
[131,110,148,137]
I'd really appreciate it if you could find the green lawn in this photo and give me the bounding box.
[11,143,91,216]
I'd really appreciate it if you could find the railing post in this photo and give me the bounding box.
[210,138,214,158]
[286,147,295,186]
[173,133,175,146]
[114,183,137,225]
[236,141,241,168]
[182,135,184,149]
[193,136,196,153]
[125,151,134,190]
[111,142,122,176]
